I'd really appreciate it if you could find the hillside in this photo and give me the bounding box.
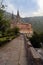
[22,16,43,33]
[3,12,16,20]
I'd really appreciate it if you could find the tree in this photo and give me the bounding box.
[14,27,19,35]
[29,32,41,48]
[39,33,43,43]
[0,0,10,36]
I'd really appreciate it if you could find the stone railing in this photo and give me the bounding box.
[24,36,43,65]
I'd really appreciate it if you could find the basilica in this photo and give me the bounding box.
[10,10,33,36]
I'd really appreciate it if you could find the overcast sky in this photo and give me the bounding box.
[2,0,43,17]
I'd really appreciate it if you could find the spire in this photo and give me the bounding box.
[17,10,20,18]
[16,10,21,23]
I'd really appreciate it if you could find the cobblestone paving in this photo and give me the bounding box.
[0,35,28,65]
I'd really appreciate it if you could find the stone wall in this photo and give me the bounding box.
[24,35,43,65]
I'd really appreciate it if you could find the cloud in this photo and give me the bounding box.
[20,11,34,17]
[3,0,43,17]
[33,0,43,16]
[3,0,17,14]
[6,3,17,14]
[20,0,43,17]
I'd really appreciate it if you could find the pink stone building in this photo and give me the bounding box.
[10,10,33,36]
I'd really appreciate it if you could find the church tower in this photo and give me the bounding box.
[16,10,20,23]
[17,10,20,17]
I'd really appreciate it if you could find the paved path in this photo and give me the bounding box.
[0,35,28,65]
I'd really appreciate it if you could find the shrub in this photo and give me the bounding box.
[13,27,19,35]
[29,32,41,48]
[39,33,43,43]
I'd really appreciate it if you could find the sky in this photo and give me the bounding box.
[1,0,43,17]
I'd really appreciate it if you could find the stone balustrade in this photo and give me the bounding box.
[24,36,43,65]
[28,47,41,65]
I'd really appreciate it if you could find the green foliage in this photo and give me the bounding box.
[5,26,19,37]
[0,9,4,19]
[39,33,43,43]
[29,32,41,48]
[0,18,10,35]
[0,4,10,36]
[6,28,14,36]
[0,1,20,46]
[0,27,20,46]
[0,36,15,46]
[14,27,19,35]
